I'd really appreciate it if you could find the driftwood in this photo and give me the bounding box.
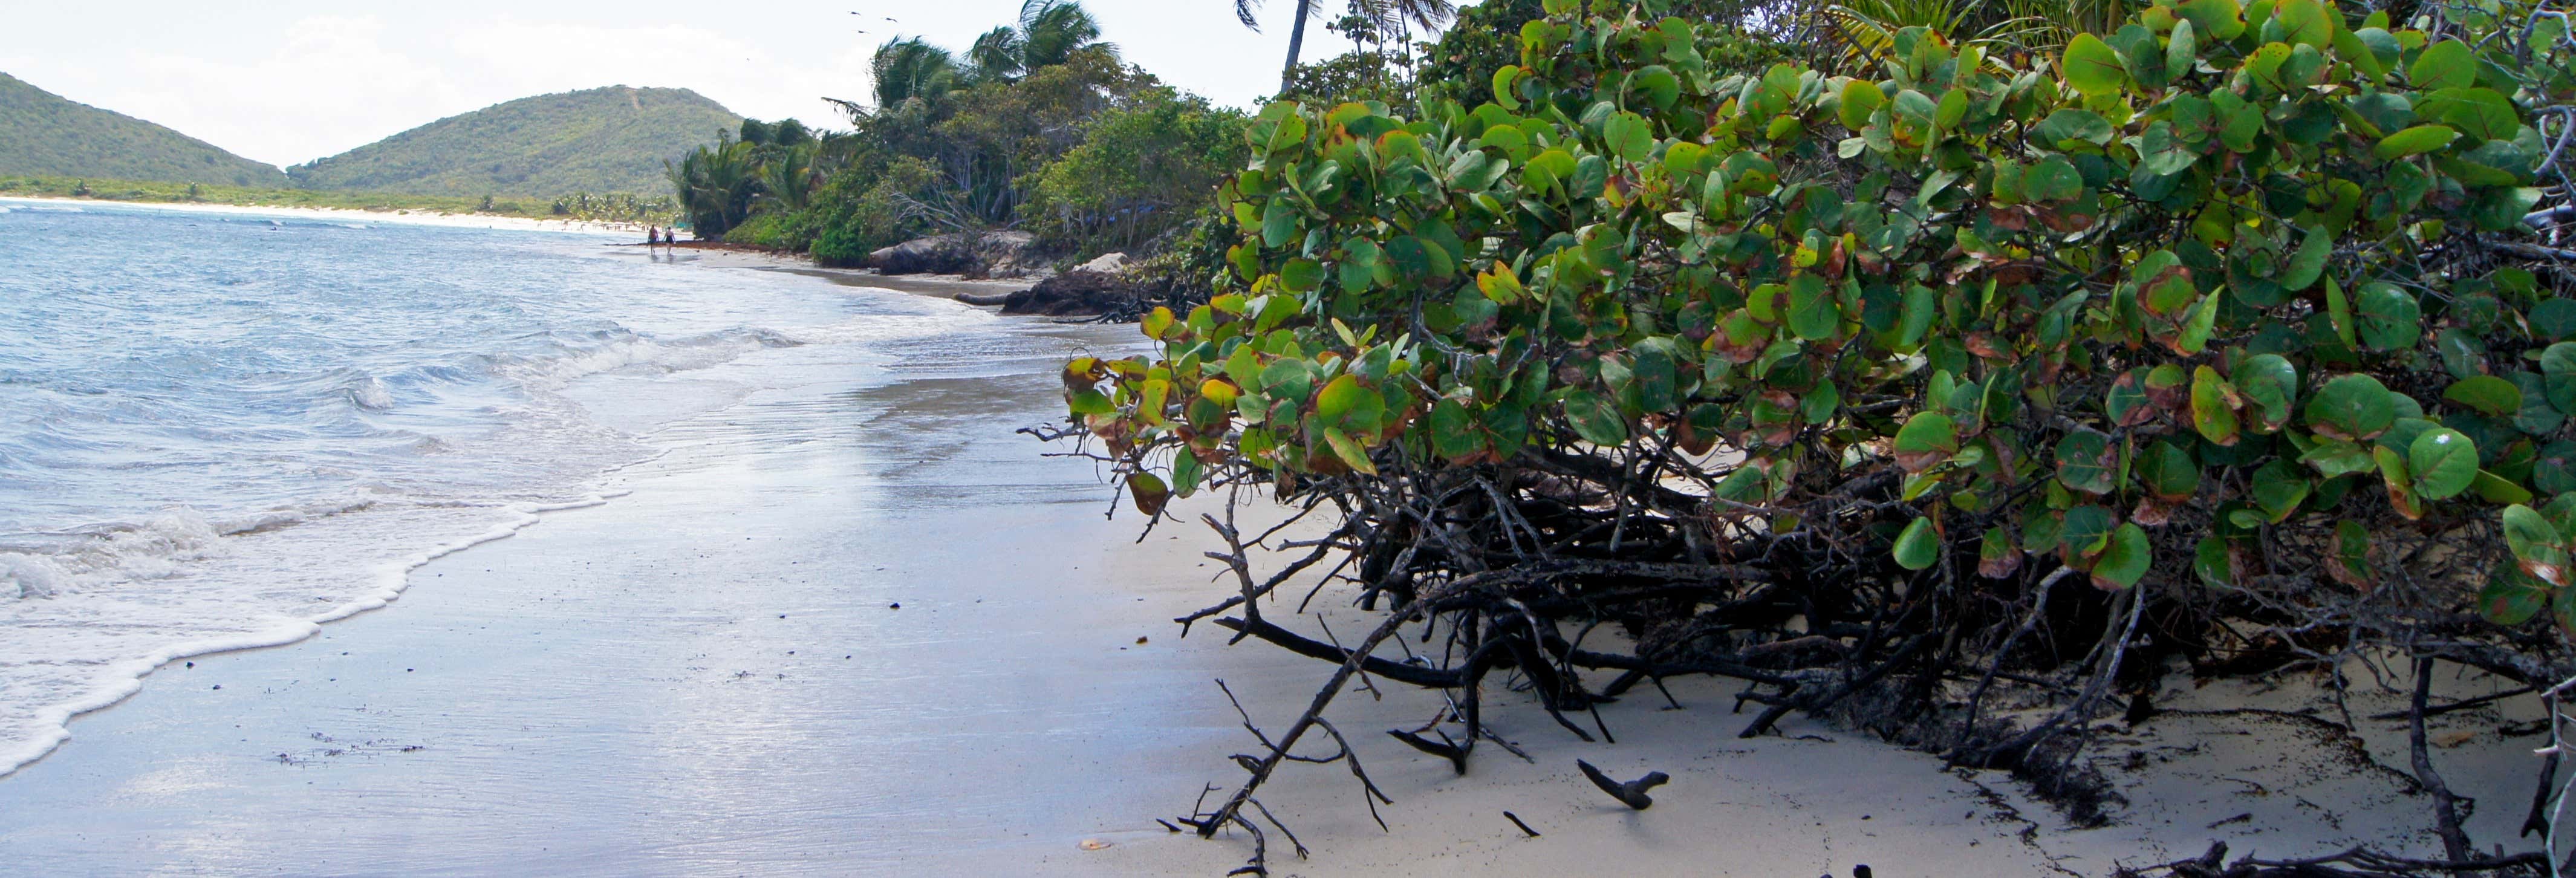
[1574,759,1669,810]
[1030,434,2576,877]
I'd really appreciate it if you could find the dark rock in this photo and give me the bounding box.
[1002,270,1142,317]
[863,230,1042,277]
[863,236,975,275]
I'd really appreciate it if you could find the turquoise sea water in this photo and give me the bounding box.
[0,199,994,773]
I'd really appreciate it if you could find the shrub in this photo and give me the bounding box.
[1059,0,2572,861]
[1021,87,1250,259]
[809,155,939,267]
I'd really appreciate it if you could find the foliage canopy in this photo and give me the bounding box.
[1061,0,2576,858]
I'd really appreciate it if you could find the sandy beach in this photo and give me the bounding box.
[0,259,2552,876]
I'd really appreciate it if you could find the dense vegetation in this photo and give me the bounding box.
[1050,0,2576,873]
[0,72,287,188]
[668,1,1255,273]
[290,86,741,198]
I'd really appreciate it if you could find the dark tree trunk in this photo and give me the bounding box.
[1278,0,1313,95]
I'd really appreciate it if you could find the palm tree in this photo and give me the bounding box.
[968,26,1028,82]
[966,1,1117,83]
[871,37,962,113]
[758,143,822,213]
[665,133,763,238]
[1235,0,1456,96]
[1018,0,1114,68]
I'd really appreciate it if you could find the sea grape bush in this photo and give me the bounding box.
[1066,0,2572,628]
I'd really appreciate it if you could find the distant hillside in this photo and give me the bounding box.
[288,86,741,197]
[0,72,286,187]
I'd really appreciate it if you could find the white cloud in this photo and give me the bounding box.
[112,16,465,167]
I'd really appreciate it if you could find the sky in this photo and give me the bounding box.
[1,1,1440,170]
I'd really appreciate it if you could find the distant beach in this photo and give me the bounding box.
[0,195,649,236]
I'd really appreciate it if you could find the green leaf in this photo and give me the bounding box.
[2251,459,2311,521]
[2057,430,2118,495]
[2025,156,2084,202]
[2032,109,2115,146]
[2280,226,2332,291]
[1631,66,1682,110]
[1564,389,1629,446]
[1803,381,1841,424]
[2306,374,2399,441]
[2445,376,2522,417]
[1280,258,1324,293]
[2092,524,2153,590]
[2542,343,2576,414]
[1894,411,1959,470]
[2323,276,2357,349]
[1385,235,1452,279]
[1632,343,1679,412]
[2408,39,2475,90]
[1171,448,1203,496]
[2481,564,2550,625]
[2195,536,2236,587]
[2301,439,2379,478]
[1321,426,1377,474]
[2332,519,2372,583]
[2176,290,2221,354]
[2474,470,2535,505]
[2166,18,2198,80]
[2274,0,2332,48]
[1127,471,1170,516]
[1786,274,1839,340]
[1313,374,1364,425]
[1839,79,1884,129]
[1491,65,1522,110]
[1260,199,1298,248]
[2375,125,2459,160]
[2355,282,2422,350]
[2408,428,2479,499]
[1893,516,1939,570]
[2138,121,2199,175]
[1429,398,1480,461]
[2141,440,2200,500]
[2063,34,2130,97]
[2532,300,2576,342]
[1142,306,1177,340]
[2235,354,2300,431]
[2504,503,2566,565]
[1604,111,1654,161]
[2061,505,2115,557]
[2191,365,2241,446]
[1068,389,1113,416]
[2419,87,2519,141]
[2177,0,2246,41]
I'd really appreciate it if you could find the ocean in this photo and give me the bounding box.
[0,198,999,775]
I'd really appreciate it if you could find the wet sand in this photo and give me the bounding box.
[0,269,2550,876]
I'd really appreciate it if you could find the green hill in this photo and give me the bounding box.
[288,86,741,198]
[0,72,286,187]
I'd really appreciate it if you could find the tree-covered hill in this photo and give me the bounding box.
[0,72,286,187]
[288,86,742,197]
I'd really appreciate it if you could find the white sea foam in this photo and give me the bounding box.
[0,493,623,778]
[0,203,928,778]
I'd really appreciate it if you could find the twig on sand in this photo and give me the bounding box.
[1575,759,1670,810]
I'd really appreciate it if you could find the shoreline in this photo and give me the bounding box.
[0,238,2549,875]
[674,244,1043,303]
[0,194,646,235]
